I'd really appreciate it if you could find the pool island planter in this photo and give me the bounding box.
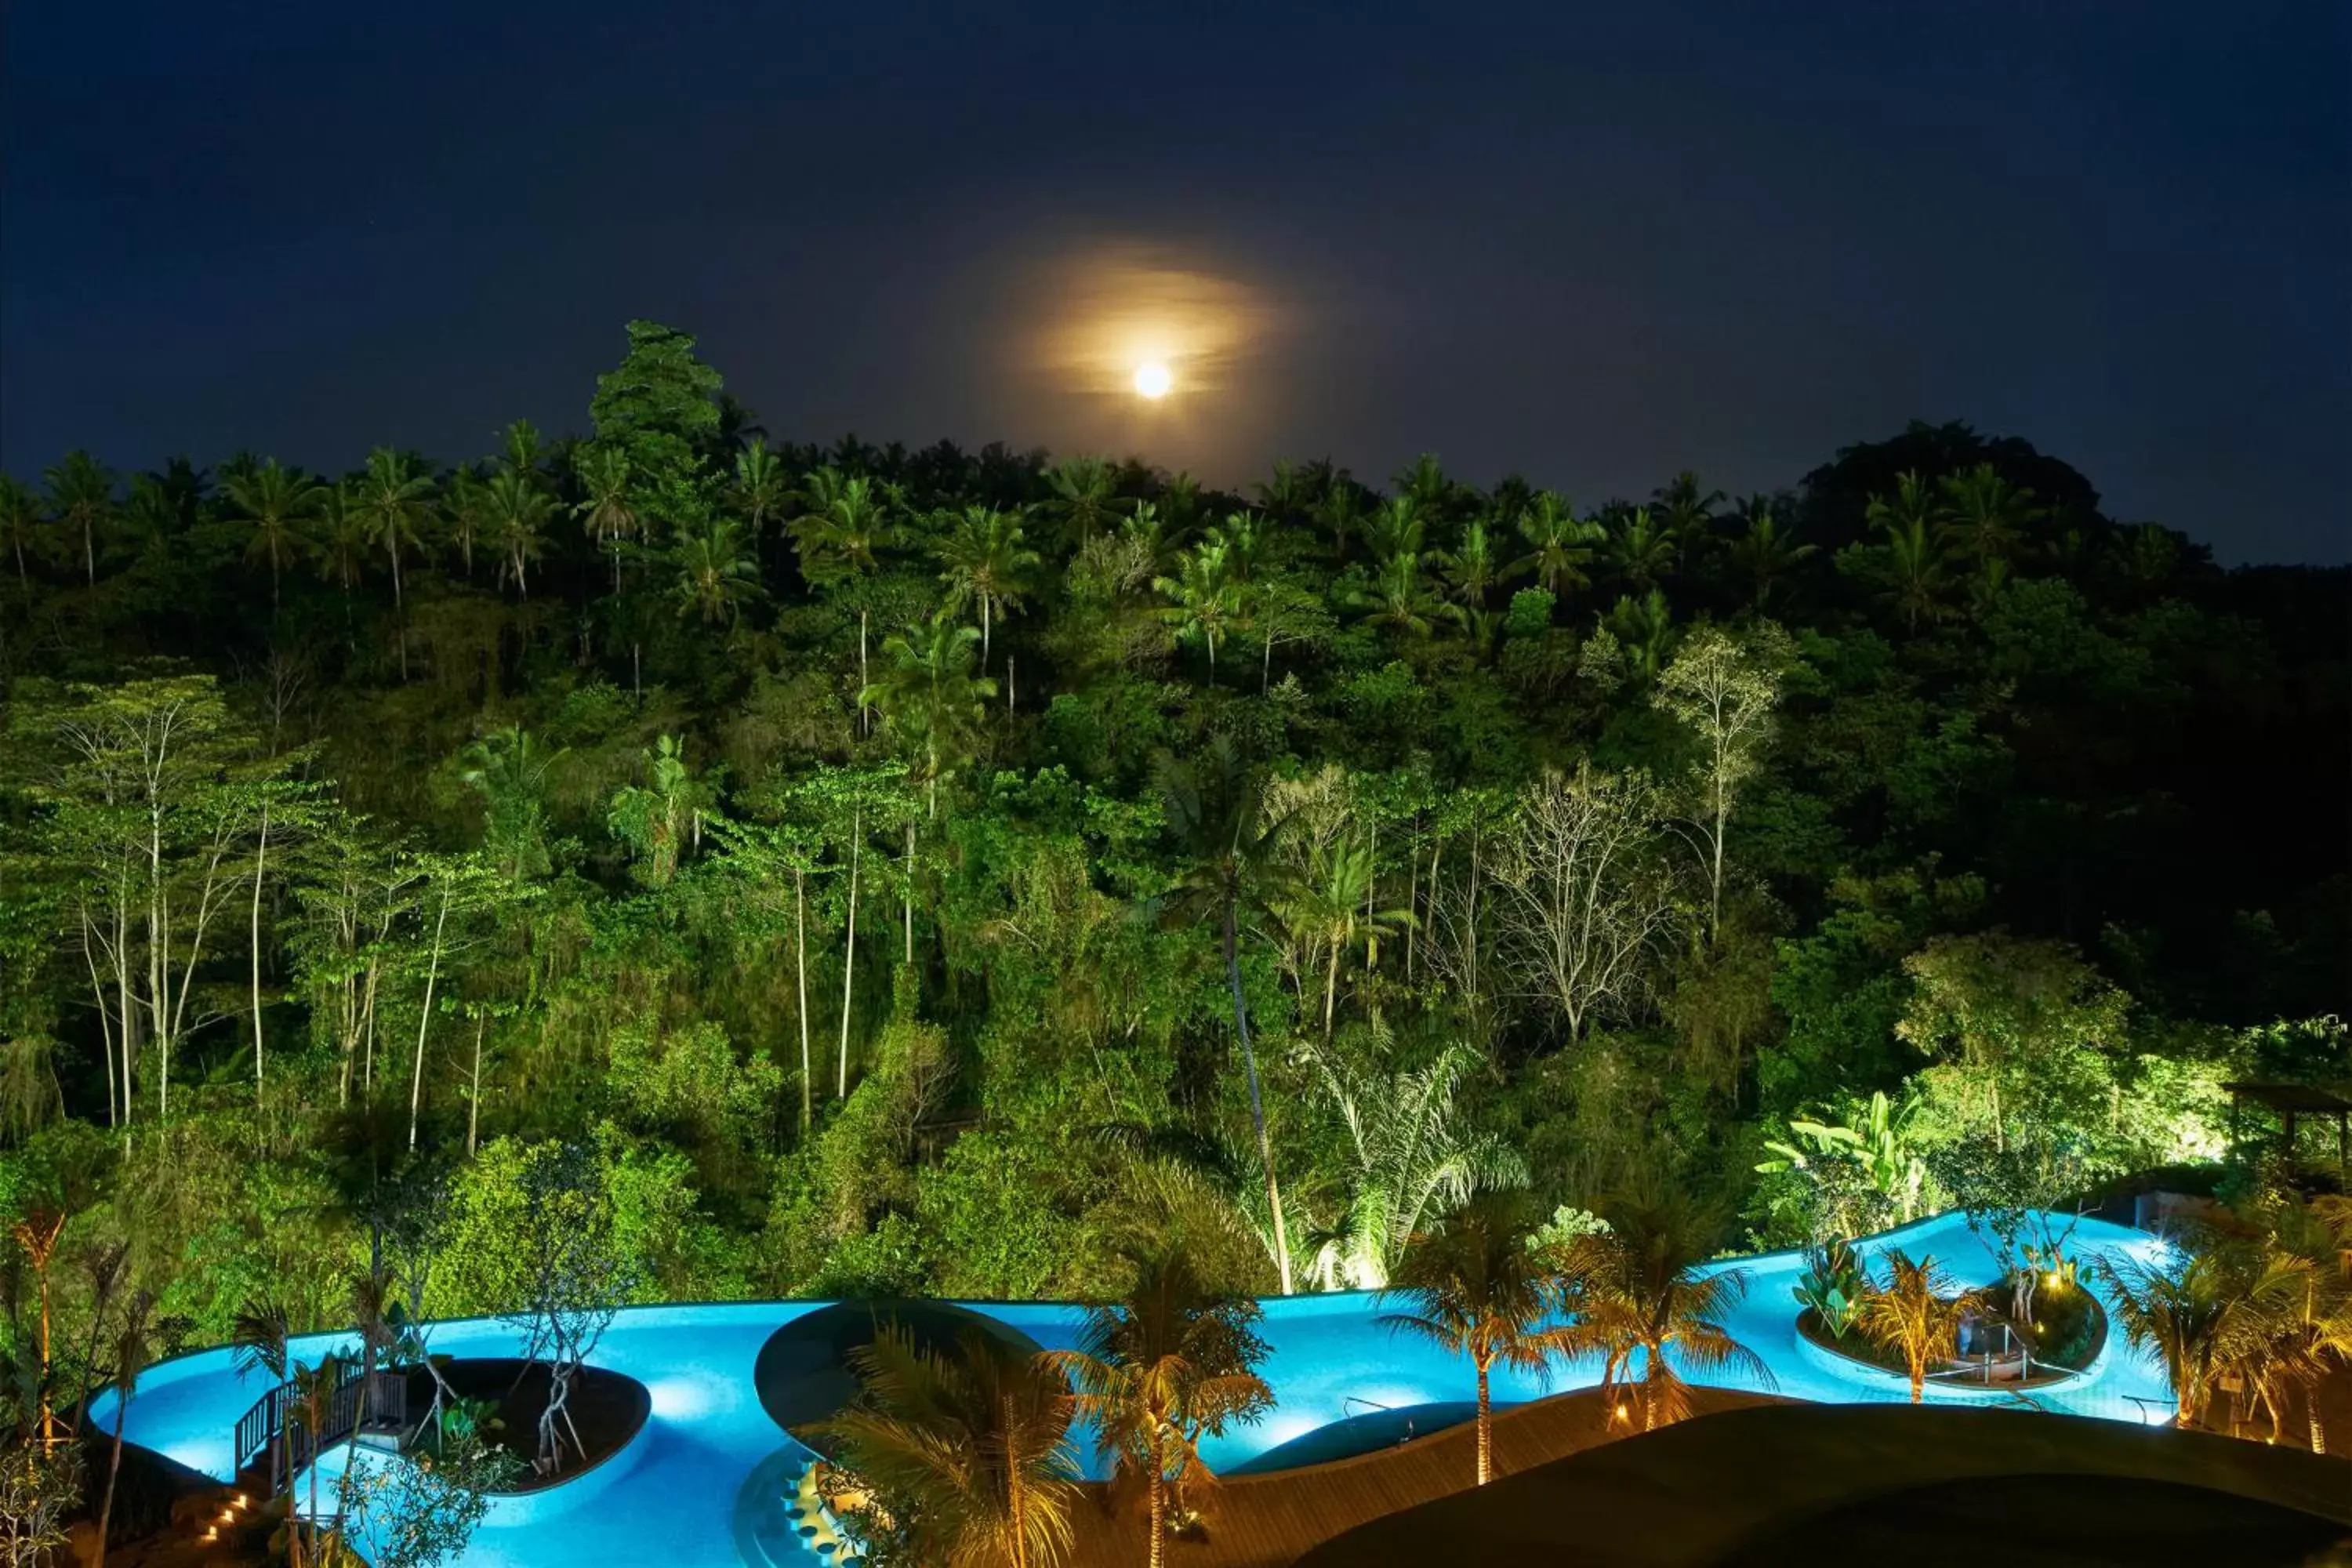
[1789,1305,2102,1401]
[421,1357,655,1515]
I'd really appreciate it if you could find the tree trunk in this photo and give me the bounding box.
[1148,1456,1166,1568]
[858,609,869,735]
[251,803,270,1097]
[838,808,860,1098]
[96,1396,130,1568]
[467,1011,486,1156]
[902,819,916,968]
[1475,1357,1492,1486]
[1323,943,1339,1041]
[409,885,450,1150]
[1227,903,1292,1294]
[794,869,811,1134]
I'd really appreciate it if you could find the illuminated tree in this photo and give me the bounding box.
[1378,1190,1568,1485]
[1046,1250,1272,1568]
[1853,1249,1968,1402]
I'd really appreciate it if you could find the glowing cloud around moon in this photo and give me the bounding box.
[1020,242,1283,403]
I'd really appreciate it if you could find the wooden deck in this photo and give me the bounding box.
[1065,1385,1784,1568]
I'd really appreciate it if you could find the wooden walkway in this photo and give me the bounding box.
[1065,1385,1784,1568]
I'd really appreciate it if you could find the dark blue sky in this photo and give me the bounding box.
[5,1,2344,561]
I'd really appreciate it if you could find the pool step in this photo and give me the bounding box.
[731,1447,862,1567]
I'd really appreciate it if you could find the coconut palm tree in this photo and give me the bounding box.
[792,466,896,728]
[1936,463,2041,564]
[815,1325,1078,1568]
[1864,470,1949,633]
[0,474,38,585]
[1436,518,1506,620]
[221,459,323,608]
[1854,1249,1969,1403]
[1652,471,1724,548]
[1557,1195,1774,1431]
[1307,1040,1526,1290]
[484,469,554,597]
[1726,497,1815,610]
[730,435,789,541]
[571,444,637,590]
[353,448,434,610]
[43,450,114,586]
[1606,506,1678,592]
[1156,739,1299,1294]
[1154,538,1243,679]
[1046,1250,1274,1568]
[672,518,764,626]
[861,615,995,818]
[935,504,1040,670]
[1605,589,1677,682]
[1044,453,1126,548]
[93,1290,158,1568]
[2098,1244,2305,1431]
[1511,492,1597,599]
[1348,550,1452,638]
[1275,837,1412,1040]
[1377,1189,1569,1486]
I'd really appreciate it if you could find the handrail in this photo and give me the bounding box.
[1341,1396,1395,1417]
[234,1370,408,1494]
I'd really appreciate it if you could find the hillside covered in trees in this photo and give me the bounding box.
[1,320,2343,1352]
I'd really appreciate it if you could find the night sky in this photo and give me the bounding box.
[5,1,2345,563]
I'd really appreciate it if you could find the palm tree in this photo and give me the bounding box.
[571,444,637,590]
[1605,589,1677,682]
[94,1290,158,1568]
[1512,492,1597,598]
[0,474,38,585]
[1864,470,1948,633]
[1936,463,2040,564]
[441,466,489,579]
[935,504,1040,670]
[1307,1040,1526,1289]
[1157,739,1298,1294]
[1348,550,1451,638]
[1276,837,1411,1040]
[815,1325,1078,1568]
[1315,481,1363,562]
[731,435,789,539]
[1726,497,1815,610]
[1154,539,1243,679]
[1044,453,1126,547]
[221,459,324,609]
[43,449,114,586]
[862,615,996,818]
[1377,1190,1567,1486]
[353,447,434,610]
[1436,517,1505,618]
[1557,1195,1774,1431]
[484,469,554,597]
[1360,496,1425,564]
[792,466,896,728]
[1046,1250,1274,1568]
[1652,471,1724,549]
[1853,1249,1969,1403]
[1606,506,1679,591]
[2097,1244,2304,1430]
[672,518,765,625]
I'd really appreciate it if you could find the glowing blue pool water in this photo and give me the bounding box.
[89,1209,2180,1567]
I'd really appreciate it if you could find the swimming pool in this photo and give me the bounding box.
[88,1208,2180,1567]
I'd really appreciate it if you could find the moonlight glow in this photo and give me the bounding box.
[1133,361,1173,399]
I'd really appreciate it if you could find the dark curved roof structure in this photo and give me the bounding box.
[1292,1403,2352,1568]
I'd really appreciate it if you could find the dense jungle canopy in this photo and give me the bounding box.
[0,320,2343,1349]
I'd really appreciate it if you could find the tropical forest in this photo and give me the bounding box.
[1,320,2346,1563]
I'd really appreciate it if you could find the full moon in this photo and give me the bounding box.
[1133,361,1173,399]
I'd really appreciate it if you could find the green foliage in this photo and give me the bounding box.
[0,354,2337,1358]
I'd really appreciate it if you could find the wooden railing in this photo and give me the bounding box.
[233,1370,408,1494]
